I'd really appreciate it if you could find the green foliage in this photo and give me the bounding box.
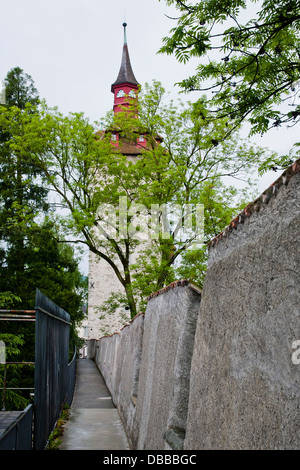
[0,67,87,408]
[0,333,31,411]
[46,404,70,450]
[0,333,24,357]
[0,79,273,322]
[96,291,132,335]
[0,67,86,322]
[0,292,21,309]
[175,178,256,286]
[4,67,39,109]
[159,0,300,143]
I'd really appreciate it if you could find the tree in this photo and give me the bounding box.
[0,81,273,321]
[0,67,86,409]
[173,178,252,286]
[4,67,39,109]
[159,0,300,139]
[0,68,48,289]
[0,69,87,409]
[0,67,85,321]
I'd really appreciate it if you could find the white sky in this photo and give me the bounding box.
[1,0,190,119]
[1,0,299,272]
[1,0,298,172]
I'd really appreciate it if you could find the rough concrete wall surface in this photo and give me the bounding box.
[184,164,300,449]
[116,314,145,448]
[95,332,121,405]
[94,313,145,449]
[87,338,97,359]
[135,281,201,450]
[88,235,149,339]
[88,251,130,338]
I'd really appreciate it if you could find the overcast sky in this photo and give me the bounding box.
[1,0,189,119]
[1,0,298,172]
[1,0,299,272]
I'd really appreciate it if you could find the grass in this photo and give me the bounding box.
[46,404,71,450]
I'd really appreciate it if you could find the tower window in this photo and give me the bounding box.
[111,134,117,141]
[139,135,145,142]
[129,90,136,98]
[117,89,125,98]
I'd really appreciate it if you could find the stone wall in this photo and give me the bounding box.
[184,161,300,450]
[90,280,201,450]
[88,159,300,449]
[135,281,201,450]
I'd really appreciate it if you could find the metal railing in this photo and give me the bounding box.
[1,362,35,411]
[0,289,77,450]
[0,309,36,411]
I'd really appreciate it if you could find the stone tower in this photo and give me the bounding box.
[87,23,144,339]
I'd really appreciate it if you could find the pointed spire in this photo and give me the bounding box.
[111,23,139,92]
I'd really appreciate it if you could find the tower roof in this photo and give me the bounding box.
[111,23,139,92]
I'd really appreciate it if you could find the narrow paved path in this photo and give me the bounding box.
[60,358,129,450]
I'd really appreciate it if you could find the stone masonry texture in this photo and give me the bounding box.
[184,166,300,449]
[135,282,201,450]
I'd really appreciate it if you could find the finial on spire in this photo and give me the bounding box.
[111,22,139,93]
[123,22,127,44]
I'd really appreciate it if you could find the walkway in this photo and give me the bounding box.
[60,358,129,450]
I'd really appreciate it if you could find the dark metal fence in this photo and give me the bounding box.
[34,289,75,450]
[0,290,77,450]
[0,404,33,450]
